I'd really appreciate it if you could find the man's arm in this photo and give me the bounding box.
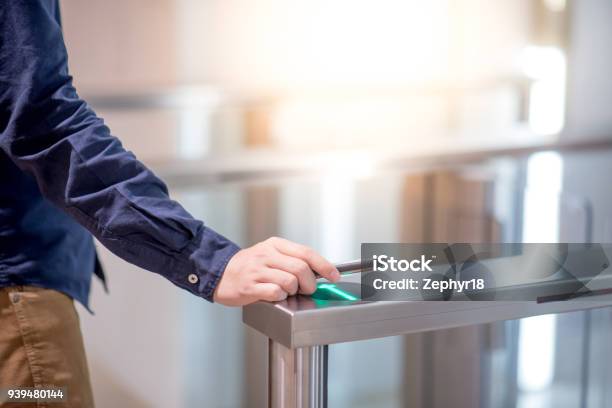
[0,0,339,304]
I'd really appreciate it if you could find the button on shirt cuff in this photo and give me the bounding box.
[181,227,240,302]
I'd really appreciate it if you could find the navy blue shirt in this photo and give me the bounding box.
[0,0,240,309]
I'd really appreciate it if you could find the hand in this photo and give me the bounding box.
[213,237,340,306]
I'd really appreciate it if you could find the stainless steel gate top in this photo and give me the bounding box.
[243,271,612,348]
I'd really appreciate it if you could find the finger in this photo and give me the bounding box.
[266,254,317,294]
[271,238,340,282]
[251,283,288,302]
[255,268,299,295]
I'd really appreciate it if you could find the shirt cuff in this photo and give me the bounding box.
[177,227,241,302]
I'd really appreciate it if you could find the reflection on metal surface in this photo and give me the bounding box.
[269,341,327,408]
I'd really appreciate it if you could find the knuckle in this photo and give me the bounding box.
[288,260,302,273]
[300,262,312,274]
[246,264,260,274]
[271,286,284,298]
[293,261,310,276]
[285,275,298,288]
[302,284,316,295]
[255,244,274,257]
[238,285,250,297]
[253,251,267,261]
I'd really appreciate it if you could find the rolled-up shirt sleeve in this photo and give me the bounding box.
[0,0,240,301]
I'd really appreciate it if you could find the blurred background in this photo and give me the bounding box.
[58,0,612,407]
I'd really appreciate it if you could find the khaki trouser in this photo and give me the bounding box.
[0,286,94,407]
